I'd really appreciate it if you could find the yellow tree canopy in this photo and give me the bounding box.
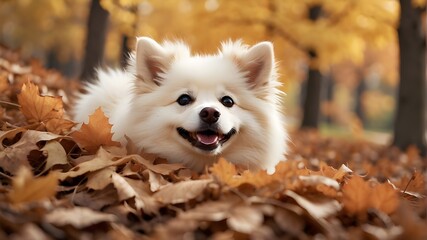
[101,0,400,79]
[0,0,88,60]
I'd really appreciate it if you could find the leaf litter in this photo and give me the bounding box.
[0,49,426,239]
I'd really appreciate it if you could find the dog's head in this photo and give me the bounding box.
[129,37,281,170]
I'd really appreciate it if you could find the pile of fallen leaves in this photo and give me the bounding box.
[0,48,426,240]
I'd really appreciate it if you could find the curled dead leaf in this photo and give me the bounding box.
[111,173,159,214]
[40,141,69,174]
[286,190,342,219]
[299,175,340,190]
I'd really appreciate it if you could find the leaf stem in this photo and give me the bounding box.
[0,100,20,109]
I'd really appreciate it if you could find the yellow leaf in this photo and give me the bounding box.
[8,167,58,204]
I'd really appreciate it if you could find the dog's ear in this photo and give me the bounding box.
[135,37,171,85]
[238,42,274,88]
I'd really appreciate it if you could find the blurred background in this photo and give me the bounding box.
[0,0,426,147]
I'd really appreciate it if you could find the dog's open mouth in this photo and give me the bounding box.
[177,127,236,151]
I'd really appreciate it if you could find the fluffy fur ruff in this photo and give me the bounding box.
[73,37,288,174]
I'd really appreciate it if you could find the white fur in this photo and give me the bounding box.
[73,37,288,174]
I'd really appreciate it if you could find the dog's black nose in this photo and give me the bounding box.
[199,107,220,124]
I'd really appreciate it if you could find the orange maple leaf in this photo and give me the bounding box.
[370,182,399,214]
[17,81,75,134]
[18,81,63,122]
[342,175,371,216]
[210,158,241,187]
[342,175,400,216]
[70,107,121,153]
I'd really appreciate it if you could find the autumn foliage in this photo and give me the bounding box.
[0,50,426,239]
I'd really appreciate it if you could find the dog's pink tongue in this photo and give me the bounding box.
[197,133,218,145]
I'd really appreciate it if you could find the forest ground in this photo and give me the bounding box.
[0,47,426,240]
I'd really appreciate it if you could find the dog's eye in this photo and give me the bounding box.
[177,94,193,106]
[220,96,234,108]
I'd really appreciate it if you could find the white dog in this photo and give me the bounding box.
[73,37,287,173]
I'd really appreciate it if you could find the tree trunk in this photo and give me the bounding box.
[393,1,426,153]
[355,78,366,126]
[301,64,323,129]
[80,0,109,81]
[323,74,335,124]
[120,35,131,68]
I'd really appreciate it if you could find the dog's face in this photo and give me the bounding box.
[129,38,278,170]
[153,57,246,155]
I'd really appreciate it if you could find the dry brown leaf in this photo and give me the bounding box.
[45,207,117,228]
[239,169,275,188]
[111,173,159,214]
[179,198,237,221]
[8,167,58,204]
[342,175,371,216]
[57,147,121,181]
[44,118,75,135]
[111,172,141,201]
[153,179,212,204]
[10,224,51,240]
[227,205,264,234]
[0,129,63,174]
[86,166,116,190]
[125,154,184,175]
[71,187,118,211]
[146,169,171,192]
[108,223,137,240]
[0,74,9,92]
[40,141,69,174]
[70,107,121,153]
[333,164,353,182]
[362,224,403,240]
[274,209,305,236]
